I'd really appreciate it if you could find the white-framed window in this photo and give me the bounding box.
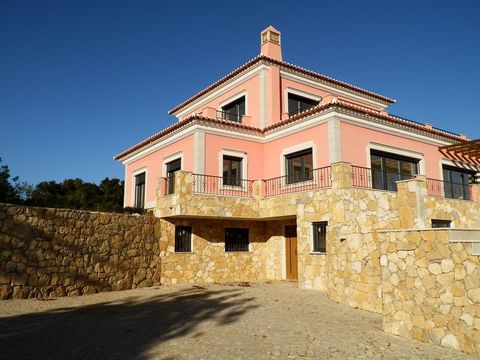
[218,150,248,189]
[131,167,147,209]
[219,92,247,122]
[284,88,321,116]
[162,152,183,195]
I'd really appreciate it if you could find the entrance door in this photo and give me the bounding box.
[166,158,181,194]
[285,225,298,281]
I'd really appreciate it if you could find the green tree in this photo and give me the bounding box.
[0,157,31,204]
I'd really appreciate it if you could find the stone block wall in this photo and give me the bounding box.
[0,205,161,299]
[379,229,480,355]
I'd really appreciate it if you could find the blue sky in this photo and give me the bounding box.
[1,0,479,185]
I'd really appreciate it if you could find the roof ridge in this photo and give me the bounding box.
[168,55,395,115]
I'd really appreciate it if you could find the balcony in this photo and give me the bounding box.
[426,178,474,201]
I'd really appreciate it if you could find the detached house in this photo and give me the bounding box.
[115,27,480,313]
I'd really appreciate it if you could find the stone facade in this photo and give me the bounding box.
[0,205,161,299]
[379,229,480,355]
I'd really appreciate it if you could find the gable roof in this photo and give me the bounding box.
[168,55,395,115]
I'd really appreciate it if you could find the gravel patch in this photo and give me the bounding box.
[0,282,476,359]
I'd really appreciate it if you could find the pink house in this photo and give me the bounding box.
[115,27,480,297]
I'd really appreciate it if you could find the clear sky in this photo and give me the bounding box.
[1,0,479,185]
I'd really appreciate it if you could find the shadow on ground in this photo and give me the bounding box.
[0,286,258,360]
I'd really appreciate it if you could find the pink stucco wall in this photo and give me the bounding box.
[124,135,195,207]
[180,75,261,128]
[279,77,381,118]
[340,122,445,179]
[263,123,330,178]
[204,133,264,179]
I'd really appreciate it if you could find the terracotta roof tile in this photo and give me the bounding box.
[168,55,395,115]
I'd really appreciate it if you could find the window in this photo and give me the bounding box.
[134,172,146,208]
[312,222,327,253]
[225,228,249,252]
[221,96,245,122]
[223,156,242,186]
[442,166,474,200]
[166,158,181,195]
[285,149,313,184]
[370,151,418,191]
[432,219,451,228]
[288,93,319,116]
[175,226,192,252]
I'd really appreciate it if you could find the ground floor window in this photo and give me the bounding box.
[370,151,418,191]
[442,166,475,200]
[134,172,146,208]
[431,219,452,228]
[312,221,327,253]
[225,228,249,252]
[175,226,192,252]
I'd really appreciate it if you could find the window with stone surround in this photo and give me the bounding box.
[223,155,242,186]
[221,96,245,122]
[288,93,319,116]
[312,221,327,253]
[175,226,192,253]
[225,228,249,252]
[431,219,452,228]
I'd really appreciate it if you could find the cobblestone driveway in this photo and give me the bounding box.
[0,282,476,359]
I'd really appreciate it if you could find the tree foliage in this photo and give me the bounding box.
[1,157,124,213]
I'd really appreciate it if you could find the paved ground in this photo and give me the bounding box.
[0,282,476,360]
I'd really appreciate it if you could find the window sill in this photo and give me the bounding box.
[225,250,252,253]
[310,252,326,255]
[174,251,193,254]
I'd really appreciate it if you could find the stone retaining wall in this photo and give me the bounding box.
[0,205,161,299]
[379,229,480,355]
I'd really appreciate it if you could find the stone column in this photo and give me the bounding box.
[331,161,353,190]
[397,176,427,229]
[253,180,263,200]
[175,171,192,196]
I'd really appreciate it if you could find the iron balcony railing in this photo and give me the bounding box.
[216,110,242,123]
[263,167,332,197]
[351,166,416,191]
[192,174,254,197]
[426,178,473,200]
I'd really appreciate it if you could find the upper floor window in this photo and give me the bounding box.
[221,96,245,122]
[285,149,313,184]
[288,93,319,116]
[134,172,146,208]
[371,151,418,191]
[223,155,242,186]
[442,166,475,200]
[166,158,181,195]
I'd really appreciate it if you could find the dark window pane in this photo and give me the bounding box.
[175,226,192,252]
[312,222,327,253]
[432,220,451,228]
[285,149,313,184]
[166,158,181,194]
[442,167,474,200]
[221,96,245,122]
[134,172,146,208]
[288,94,319,115]
[225,228,249,252]
[370,151,419,191]
[223,156,242,187]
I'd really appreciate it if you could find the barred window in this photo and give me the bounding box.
[225,228,249,252]
[312,222,327,253]
[175,226,192,252]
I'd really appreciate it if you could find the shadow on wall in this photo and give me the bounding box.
[0,205,160,299]
[0,286,257,360]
